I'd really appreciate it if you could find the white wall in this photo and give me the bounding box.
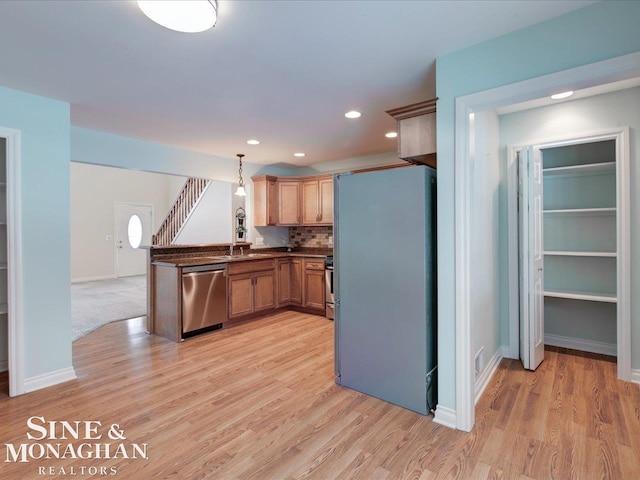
[499,86,640,369]
[470,111,502,384]
[173,180,234,245]
[70,162,183,281]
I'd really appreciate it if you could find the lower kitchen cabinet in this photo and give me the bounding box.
[290,258,303,306]
[228,260,276,319]
[277,258,291,306]
[303,259,325,311]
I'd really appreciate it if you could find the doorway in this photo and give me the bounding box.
[511,131,629,373]
[115,202,152,278]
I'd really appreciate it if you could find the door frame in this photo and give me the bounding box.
[507,128,630,377]
[0,126,25,397]
[453,51,640,432]
[114,202,153,278]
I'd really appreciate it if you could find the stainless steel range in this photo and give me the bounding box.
[325,256,334,320]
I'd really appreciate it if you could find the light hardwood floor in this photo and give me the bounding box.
[1,311,639,479]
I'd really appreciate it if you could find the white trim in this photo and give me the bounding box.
[545,334,617,357]
[433,405,457,429]
[71,274,117,284]
[631,369,640,385]
[474,347,504,404]
[24,367,77,393]
[0,127,24,397]
[454,52,640,432]
[0,359,7,373]
[454,98,474,432]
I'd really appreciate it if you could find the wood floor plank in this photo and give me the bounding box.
[1,315,640,479]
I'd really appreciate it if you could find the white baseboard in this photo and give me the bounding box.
[631,369,640,385]
[545,334,616,357]
[71,274,116,284]
[474,347,504,404]
[433,405,456,429]
[24,366,77,393]
[0,359,7,373]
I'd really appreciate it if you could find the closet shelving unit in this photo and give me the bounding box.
[542,140,618,352]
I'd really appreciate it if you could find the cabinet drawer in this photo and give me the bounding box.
[304,259,325,271]
[228,259,275,275]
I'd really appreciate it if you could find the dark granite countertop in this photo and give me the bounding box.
[151,249,332,268]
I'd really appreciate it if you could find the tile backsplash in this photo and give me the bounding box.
[289,226,333,248]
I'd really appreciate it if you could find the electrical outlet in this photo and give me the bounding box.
[255,237,264,246]
[105,235,112,241]
[328,235,333,246]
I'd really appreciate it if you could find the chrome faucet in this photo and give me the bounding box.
[229,243,234,256]
[240,247,244,256]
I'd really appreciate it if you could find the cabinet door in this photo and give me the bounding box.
[254,271,276,312]
[319,177,333,224]
[278,181,301,225]
[277,259,291,306]
[290,259,303,305]
[228,274,254,318]
[267,179,278,225]
[302,180,320,224]
[253,176,278,227]
[304,269,325,311]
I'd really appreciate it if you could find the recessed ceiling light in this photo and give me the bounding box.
[345,111,361,119]
[385,132,398,138]
[247,139,260,145]
[551,91,574,100]
[137,1,218,33]
[294,153,306,157]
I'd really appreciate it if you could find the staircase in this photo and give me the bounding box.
[152,178,211,245]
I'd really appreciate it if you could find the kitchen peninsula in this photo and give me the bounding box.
[148,244,332,342]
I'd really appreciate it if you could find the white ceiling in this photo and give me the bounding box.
[0,0,596,166]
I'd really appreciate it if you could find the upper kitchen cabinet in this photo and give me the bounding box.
[302,176,333,225]
[252,175,278,227]
[386,98,437,168]
[278,180,301,225]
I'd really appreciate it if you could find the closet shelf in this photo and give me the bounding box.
[544,289,617,303]
[544,251,616,258]
[0,303,6,315]
[543,161,615,177]
[544,207,616,216]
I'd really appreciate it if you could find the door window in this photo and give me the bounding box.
[127,214,143,249]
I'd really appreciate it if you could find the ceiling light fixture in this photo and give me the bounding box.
[247,139,260,145]
[137,0,218,33]
[551,90,574,100]
[345,111,361,119]
[234,154,246,196]
[294,153,306,157]
[385,132,398,138]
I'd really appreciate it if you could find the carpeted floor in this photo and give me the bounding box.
[71,275,147,341]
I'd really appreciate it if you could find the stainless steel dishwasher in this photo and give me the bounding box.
[181,264,227,337]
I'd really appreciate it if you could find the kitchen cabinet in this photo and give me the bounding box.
[303,259,325,311]
[386,98,437,168]
[278,180,301,225]
[252,175,278,226]
[276,258,291,307]
[302,176,333,225]
[228,259,276,319]
[290,258,303,306]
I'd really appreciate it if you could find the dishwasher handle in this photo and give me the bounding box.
[182,264,226,274]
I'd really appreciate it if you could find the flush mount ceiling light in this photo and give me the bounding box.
[234,154,246,196]
[137,0,217,33]
[294,153,306,157]
[551,90,574,100]
[247,139,260,145]
[345,111,361,119]
[385,132,398,138]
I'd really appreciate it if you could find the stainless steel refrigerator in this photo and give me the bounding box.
[334,165,437,415]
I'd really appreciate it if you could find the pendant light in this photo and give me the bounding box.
[137,1,218,33]
[235,154,246,196]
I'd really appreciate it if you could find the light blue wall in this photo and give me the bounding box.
[0,85,71,378]
[436,1,640,411]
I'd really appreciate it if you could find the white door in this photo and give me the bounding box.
[519,147,545,370]
[115,203,152,278]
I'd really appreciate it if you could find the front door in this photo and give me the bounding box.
[115,203,152,278]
